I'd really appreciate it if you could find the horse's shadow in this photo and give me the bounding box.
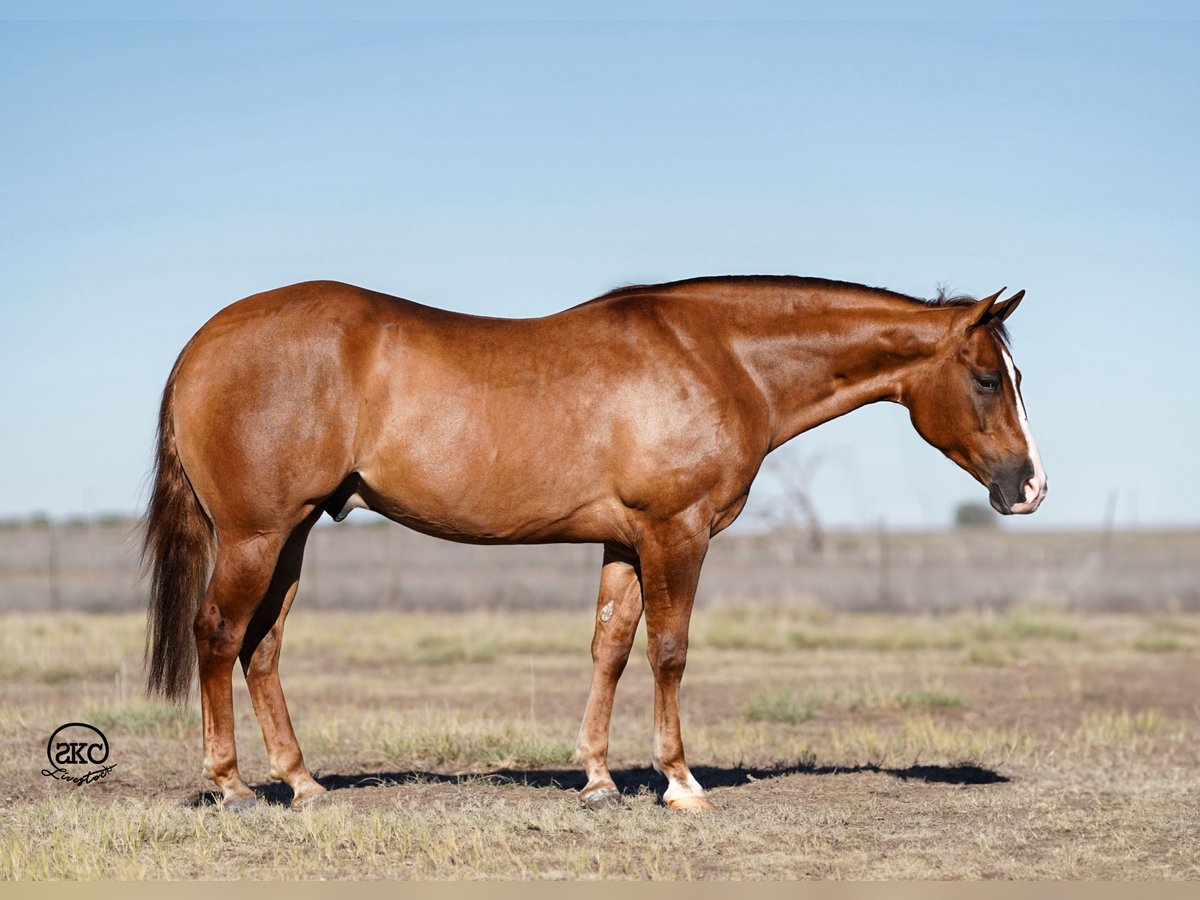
[188,760,1009,808]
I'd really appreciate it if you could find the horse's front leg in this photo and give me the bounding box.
[575,545,643,809]
[638,520,714,811]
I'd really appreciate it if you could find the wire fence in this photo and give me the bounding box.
[0,518,1197,614]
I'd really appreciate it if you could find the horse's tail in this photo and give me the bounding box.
[142,359,212,703]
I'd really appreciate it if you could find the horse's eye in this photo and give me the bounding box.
[975,374,1001,393]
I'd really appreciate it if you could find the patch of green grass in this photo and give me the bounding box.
[700,611,971,656]
[701,623,786,652]
[844,685,966,713]
[376,715,573,768]
[22,661,122,684]
[1150,616,1200,635]
[744,687,819,724]
[295,611,593,665]
[789,626,964,654]
[827,716,1031,769]
[498,634,592,656]
[1133,637,1189,654]
[410,635,498,665]
[85,701,200,740]
[785,629,816,650]
[855,632,966,653]
[973,616,1079,643]
[893,689,966,712]
[1083,709,1165,742]
[967,645,1021,667]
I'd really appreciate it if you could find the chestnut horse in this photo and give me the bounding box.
[144,276,1046,811]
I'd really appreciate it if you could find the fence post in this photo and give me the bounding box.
[877,518,890,609]
[47,524,61,611]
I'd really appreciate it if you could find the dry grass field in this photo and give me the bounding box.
[1,605,1198,879]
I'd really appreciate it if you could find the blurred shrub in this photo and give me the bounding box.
[954,501,999,529]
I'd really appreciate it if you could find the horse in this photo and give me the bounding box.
[143,275,1047,812]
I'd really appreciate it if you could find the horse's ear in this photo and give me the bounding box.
[988,289,1025,324]
[962,287,1005,332]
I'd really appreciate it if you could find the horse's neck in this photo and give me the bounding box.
[728,287,947,452]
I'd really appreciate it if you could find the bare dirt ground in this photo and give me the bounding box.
[1,606,1198,879]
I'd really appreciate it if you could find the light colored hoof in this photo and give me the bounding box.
[581,786,625,811]
[222,795,258,813]
[665,794,716,812]
[291,788,332,810]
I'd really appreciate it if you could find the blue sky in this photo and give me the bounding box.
[1,17,1197,529]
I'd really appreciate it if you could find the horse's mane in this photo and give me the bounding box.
[590,275,1011,346]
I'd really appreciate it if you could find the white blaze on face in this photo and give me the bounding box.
[999,345,1047,513]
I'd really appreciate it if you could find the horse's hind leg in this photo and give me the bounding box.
[238,514,325,808]
[575,545,643,809]
[194,530,287,810]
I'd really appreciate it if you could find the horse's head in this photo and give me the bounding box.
[903,289,1047,515]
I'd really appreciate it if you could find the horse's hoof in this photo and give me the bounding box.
[291,789,333,810]
[222,795,258,813]
[581,786,625,811]
[664,794,716,812]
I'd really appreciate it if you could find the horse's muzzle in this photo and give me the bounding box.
[988,461,1044,515]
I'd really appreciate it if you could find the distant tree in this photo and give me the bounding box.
[751,449,827,551]
[954,501,999,529]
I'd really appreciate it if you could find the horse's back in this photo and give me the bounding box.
[167,282,609,537]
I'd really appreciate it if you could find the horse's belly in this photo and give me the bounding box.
[354,453,622,545]
[360,485,619,545]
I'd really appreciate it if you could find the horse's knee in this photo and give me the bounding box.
[647,633,688,677]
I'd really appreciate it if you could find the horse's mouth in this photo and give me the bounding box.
[988,482,1013,515]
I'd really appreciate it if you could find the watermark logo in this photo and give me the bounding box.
[42,722,116,786]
